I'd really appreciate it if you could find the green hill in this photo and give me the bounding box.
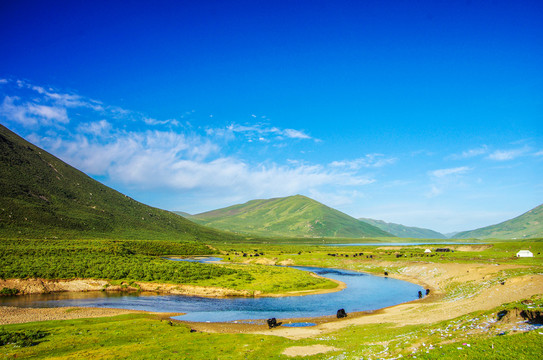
[0,124,241,241]
[359,218,446,239]
[454,204,543,239]
[189,195,394,238]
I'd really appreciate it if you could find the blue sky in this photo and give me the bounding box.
[1,0,542,233]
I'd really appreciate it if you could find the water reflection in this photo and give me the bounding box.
[0,264,424,322]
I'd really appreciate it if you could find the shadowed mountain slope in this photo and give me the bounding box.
[454,204,543,239]
[0,124,241,241]
[359,218,446,239]
[187,195,394,238]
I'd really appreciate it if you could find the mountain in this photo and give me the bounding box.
[358,218,446,239]
[454,204,543,239]
[173,211,194,219]
[444,232,459,238]
[0,124,241,241]
[189,195,394,238]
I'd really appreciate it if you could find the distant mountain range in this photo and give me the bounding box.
[0,124,241,242]
[3,123,541,241]
[182,195,394,238]
[454,204,543,239]
[358,218,447,239]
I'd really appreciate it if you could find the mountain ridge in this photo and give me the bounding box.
[188,195,394,238]
[454,203,543,239]
[358,218,446,239]
[0,123,241,242]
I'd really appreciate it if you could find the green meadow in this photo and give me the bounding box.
[0,238,336,295]
[1,238,542,359]
[2,302,542,360]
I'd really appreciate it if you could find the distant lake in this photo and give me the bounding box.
[0,261,424,323]
[327,242,480,246]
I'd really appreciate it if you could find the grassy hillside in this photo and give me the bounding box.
[454,204,543,239]
[0,124,241,242]
[189,195,393,238]
[359,218,446,239]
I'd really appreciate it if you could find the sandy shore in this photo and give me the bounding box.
[0,306,147,325]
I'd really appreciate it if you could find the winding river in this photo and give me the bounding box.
[0,258,423,323]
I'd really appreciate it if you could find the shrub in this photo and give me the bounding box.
[0,287,19,296]
[0,329,48,347]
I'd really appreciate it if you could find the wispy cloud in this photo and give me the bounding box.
[0,96,69,127]
[235,123,312,140]
[31,128,372,197]
[283,128,311,139]
[449,144,538,162]
[426,166,471,198]
[2,79,373,207]
[448,145,488,160]
[26,81,103,111]
[1,79,171,129]
[429,166,471,178]
[143,117,180,126]
[77,120,112,136]
[487,147,529,161]
[329,154,397,169]
[426,184,443,197]
[206,121,314,143]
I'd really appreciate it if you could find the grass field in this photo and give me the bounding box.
[0,238,336,295]
[1,297,541,359]
[1,239,542,359]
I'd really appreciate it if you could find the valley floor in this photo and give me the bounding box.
[2,248,542,359]
[250,261,543,339]
[3,261,541,332]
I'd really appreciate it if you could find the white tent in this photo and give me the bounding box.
[424,249,431,253]
[516,250,533,258]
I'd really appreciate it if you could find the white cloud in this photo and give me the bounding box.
[0,96,68,127]
[283,128,311,139]
[426,166,471,198]
[213,123,313,142]
[429,166,470,178]
[487,147,528,161]
[32,125,367,199]
[77,120,112,136]
[144,117,180,126]
[27,103,68,123]
[426,184,443,198]
[0,96,36,126]
[2,79,378,211]
[330,154,397,169]
[27,82,103,111]
[449,145,488,160]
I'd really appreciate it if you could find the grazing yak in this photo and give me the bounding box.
[267,318,282,328]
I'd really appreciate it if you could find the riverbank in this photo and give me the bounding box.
[1,261,541,335]
[249,261,543,339]
[0,306,146,325]
[171,260,543,337]
[0,273,345,299]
